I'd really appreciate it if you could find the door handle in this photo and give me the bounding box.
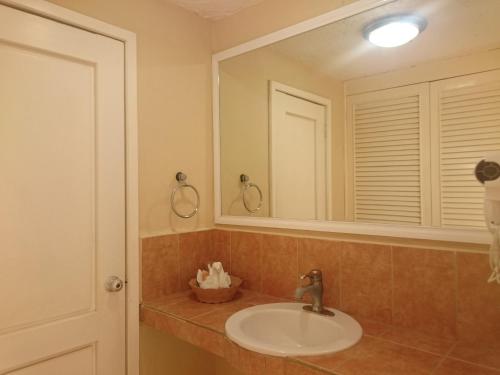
[105,276,124,292]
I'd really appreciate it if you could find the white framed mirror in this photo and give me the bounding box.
[212,0,500,244]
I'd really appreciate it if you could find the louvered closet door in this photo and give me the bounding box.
[346,83,431,225]
[431,70,500,228]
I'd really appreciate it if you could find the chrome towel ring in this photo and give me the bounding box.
[170,172,200,219]
[240,174,263,213]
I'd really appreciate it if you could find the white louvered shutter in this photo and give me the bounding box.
[431,70,500,229]
[345,84,431,225]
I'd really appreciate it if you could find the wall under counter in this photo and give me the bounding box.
[140,324,217,375]
[141,323,243,375]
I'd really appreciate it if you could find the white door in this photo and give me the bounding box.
[270,84,329,220]
[0,4,126,374]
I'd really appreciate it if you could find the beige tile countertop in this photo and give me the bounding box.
[141,289,500,375]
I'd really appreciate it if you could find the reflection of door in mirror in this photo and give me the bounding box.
[270,82,331,220]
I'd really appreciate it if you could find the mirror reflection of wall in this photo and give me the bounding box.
[219,0,500,229]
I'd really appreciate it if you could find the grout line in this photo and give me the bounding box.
[212,227,489,254]
[139,238,143,303]
[259,233,263,293]
[228,230,232,274]
[443,356,500,373]
[453,250,459,341]
[390,245,395,325]
[188,306,226,321]
[442,341,457,360]
[296,238,299,288]
[291,357,344,375]
[411,351,447,374]
[177,234,182,291]
[145,306,226,336]
[338,241,343,310]
[375,333,457,358]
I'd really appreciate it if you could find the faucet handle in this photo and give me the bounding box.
[300,269,322,281]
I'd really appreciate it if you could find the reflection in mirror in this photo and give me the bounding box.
[218,0,500,230]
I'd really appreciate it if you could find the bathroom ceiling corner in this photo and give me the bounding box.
[167,0,266,20]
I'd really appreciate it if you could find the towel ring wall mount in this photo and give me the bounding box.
[240,174,263,213]
[170,171,200,218]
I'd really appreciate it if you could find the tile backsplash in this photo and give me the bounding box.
[141,229,500,348]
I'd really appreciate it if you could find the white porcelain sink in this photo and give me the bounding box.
[225,303,362,357]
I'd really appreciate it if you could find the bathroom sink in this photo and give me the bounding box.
[225,303,362,357]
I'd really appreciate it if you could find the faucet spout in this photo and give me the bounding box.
[294,269,334,316]
[295,284,315,300]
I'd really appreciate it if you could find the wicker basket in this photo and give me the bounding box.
[188,276,242,304]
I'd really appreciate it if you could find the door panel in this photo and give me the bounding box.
[271,90,327,220]
[9,346,95,375]
[0,40,96,334]
[0,4,125,374]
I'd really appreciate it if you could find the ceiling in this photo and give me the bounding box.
[261,0,500,81]
[168,0,265,20]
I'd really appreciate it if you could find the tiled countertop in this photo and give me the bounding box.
[141,289,500,375]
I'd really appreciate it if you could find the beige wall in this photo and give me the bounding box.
[220,47,345,219]
[140,324,217,375]
[141,323,242,375]
[48,0,213,237]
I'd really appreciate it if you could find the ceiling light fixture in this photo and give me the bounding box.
[363,14,427,48]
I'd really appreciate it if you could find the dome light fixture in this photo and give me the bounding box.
[363,14,427,48]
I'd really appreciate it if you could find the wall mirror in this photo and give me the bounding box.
[213,0,500,243]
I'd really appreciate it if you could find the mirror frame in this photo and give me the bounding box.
[212,0,490,244]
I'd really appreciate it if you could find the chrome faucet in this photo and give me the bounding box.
[295,269,334,316]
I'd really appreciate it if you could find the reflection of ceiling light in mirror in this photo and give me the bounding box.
[364,15,427,48]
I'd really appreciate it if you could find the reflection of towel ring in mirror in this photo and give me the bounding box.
[240,174,263,213]
[170,172,200,218]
